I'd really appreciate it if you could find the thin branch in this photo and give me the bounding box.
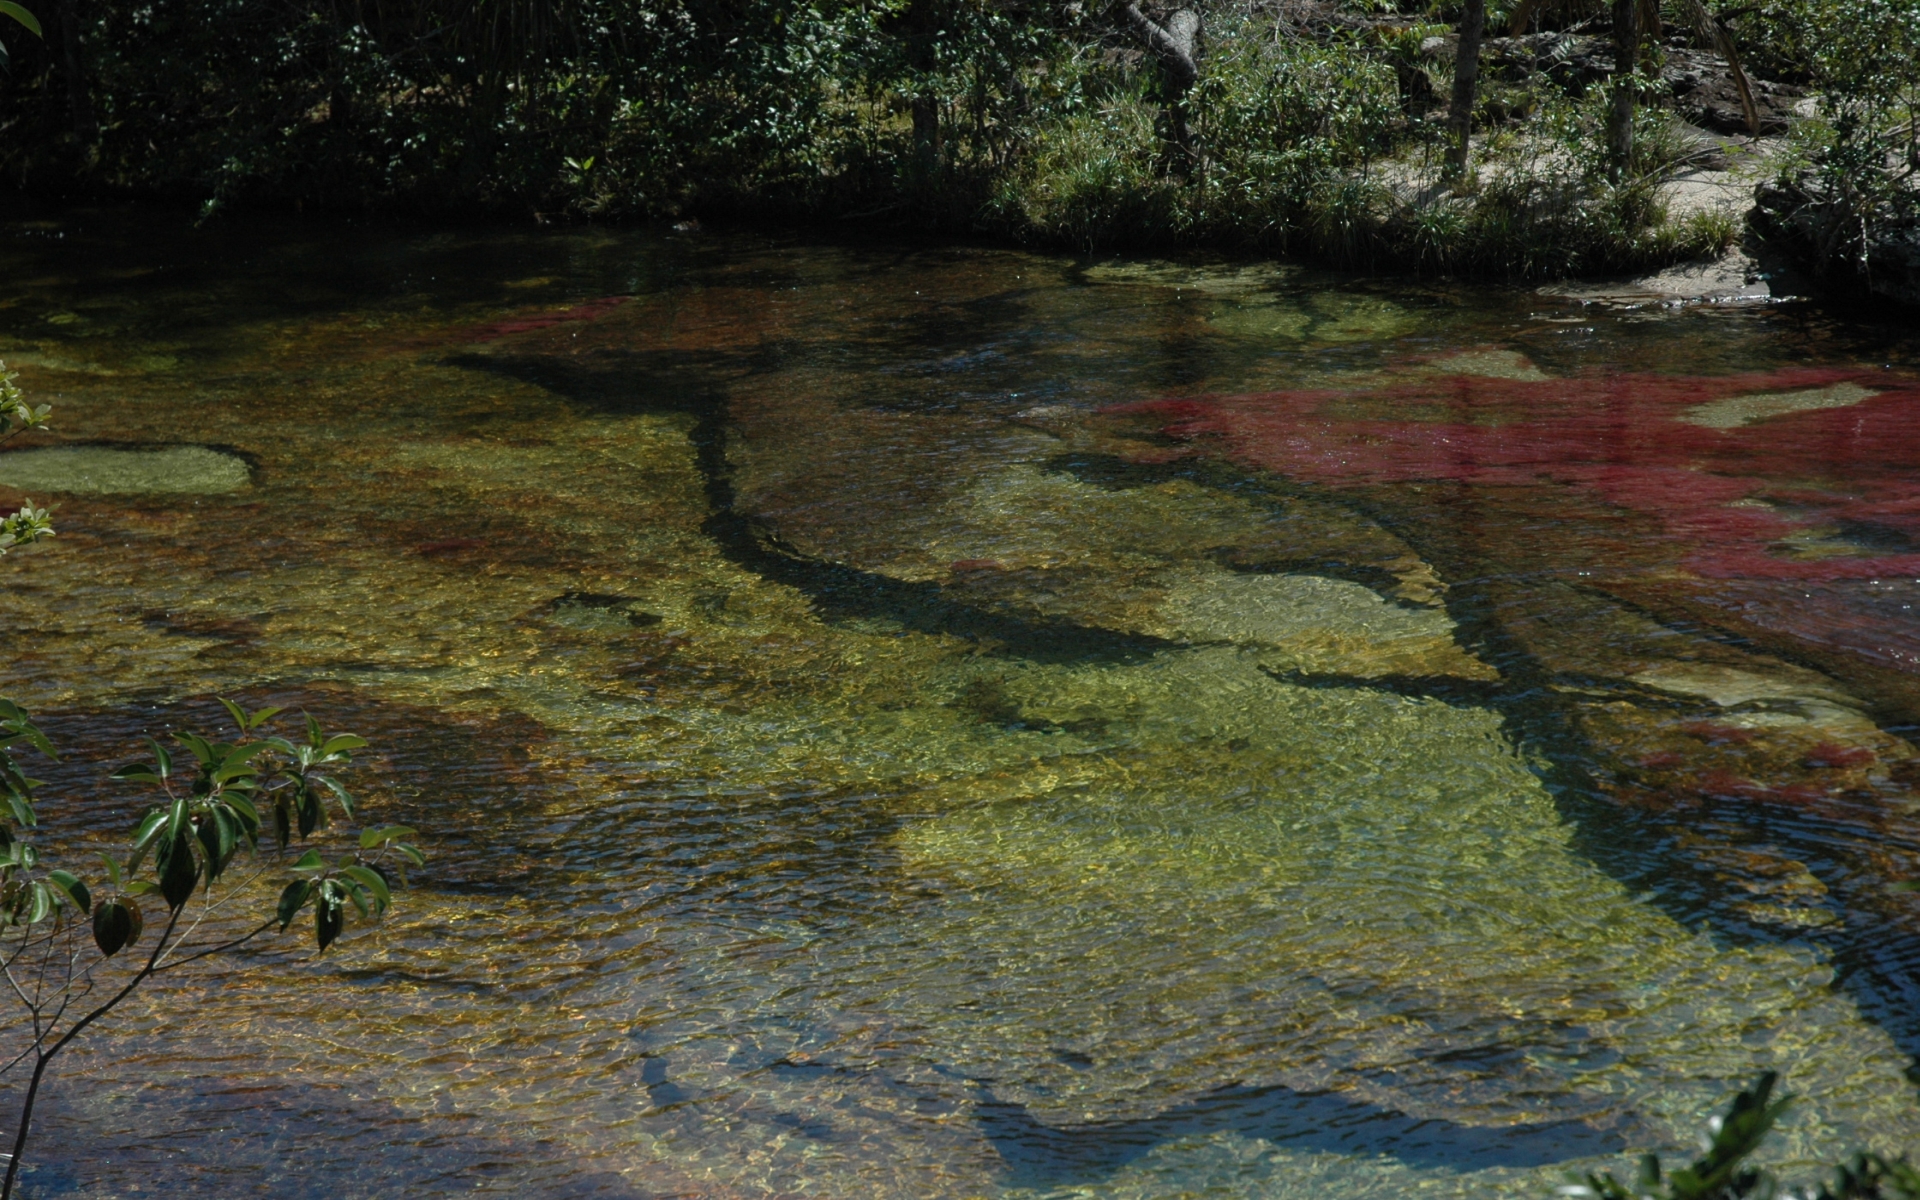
[1,903,184,1200]
[152,920,276,974]
[156,858,273,970]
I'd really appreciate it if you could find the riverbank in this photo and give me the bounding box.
[0,0,1909,296]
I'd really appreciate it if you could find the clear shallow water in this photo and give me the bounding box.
[1,212,1920,1197]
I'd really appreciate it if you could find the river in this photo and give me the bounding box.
[1,210,1918,1197]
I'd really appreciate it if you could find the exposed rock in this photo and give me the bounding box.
[1479,35,1801,134]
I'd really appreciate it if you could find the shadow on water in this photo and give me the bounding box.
[454,351,1177,665]
[971,1082,1634,1187]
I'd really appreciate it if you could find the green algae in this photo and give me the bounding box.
[1206,293,1420,344]
[0,444,251,493]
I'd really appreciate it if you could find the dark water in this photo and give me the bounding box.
[0,211,1918,1197]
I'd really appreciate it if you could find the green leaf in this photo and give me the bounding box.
[341,864,391,912]
[92,899,130,955]
[196,810,223,884]
[318,734,367,757]
[245,705,284,730]
[224,792,261,835]
[275,879,311,929]
[1665,1071,1791,1200]
[0,3,42,37]
[217,697,248,734]
[174,731,218,768]
[6,791,34,829]
[109,767,164,785]
[131,809,167,847]
[127,808,168,875]
[157,826,198,910]
[211,741,270,783]
[290,849,325,872]
[396,843,426,867]
[26,880,49,925]
[317,774,354,818]
[47,869,89,914]
[97,852,123,889]
[359,824,418,849]
[296,782,322,837]
[145,737,171,779]
[314,886,344,951]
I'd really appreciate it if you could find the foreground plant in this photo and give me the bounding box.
[1564,1071,1920,1200]
[0,697,423,1199]
[0,360,52,559]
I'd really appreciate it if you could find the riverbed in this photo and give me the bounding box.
[1,211,1918,1198]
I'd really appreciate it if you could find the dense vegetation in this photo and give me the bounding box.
[0,0,1914,279]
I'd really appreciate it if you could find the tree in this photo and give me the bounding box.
[1498,0,1759,180]
[1118,0,1201,170]
[1605,0,1646,176]
[1445,0,1487,181]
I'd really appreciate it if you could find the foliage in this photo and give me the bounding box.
[996,18,1720,275]
[0,504,50,558]
[0,0,1883,275]
[0,694,421,1197]
[0,0,38,74]
[1758,0,1920,287]
[1563,1072,1920,1200]
[0,362,51,559]
[0,364,49,445]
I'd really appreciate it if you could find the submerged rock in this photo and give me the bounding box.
[0,444,251,494]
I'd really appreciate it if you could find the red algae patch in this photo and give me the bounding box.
[465,295,631,342]
[1117,367,1920,582]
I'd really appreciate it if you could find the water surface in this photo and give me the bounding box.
[1,212,1919,1197]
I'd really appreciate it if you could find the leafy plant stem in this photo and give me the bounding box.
[0,902,181,1200]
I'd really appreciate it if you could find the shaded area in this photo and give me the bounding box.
[973,1081,1636,1187]
[457,349,1181,665]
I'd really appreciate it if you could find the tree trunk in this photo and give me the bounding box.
[1445,0,1486,180]
[56,0,94,145]
[1606,0,1638,178]
[1121,3,1200,171]
[904,0,942,181]
[911,95,940,178]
